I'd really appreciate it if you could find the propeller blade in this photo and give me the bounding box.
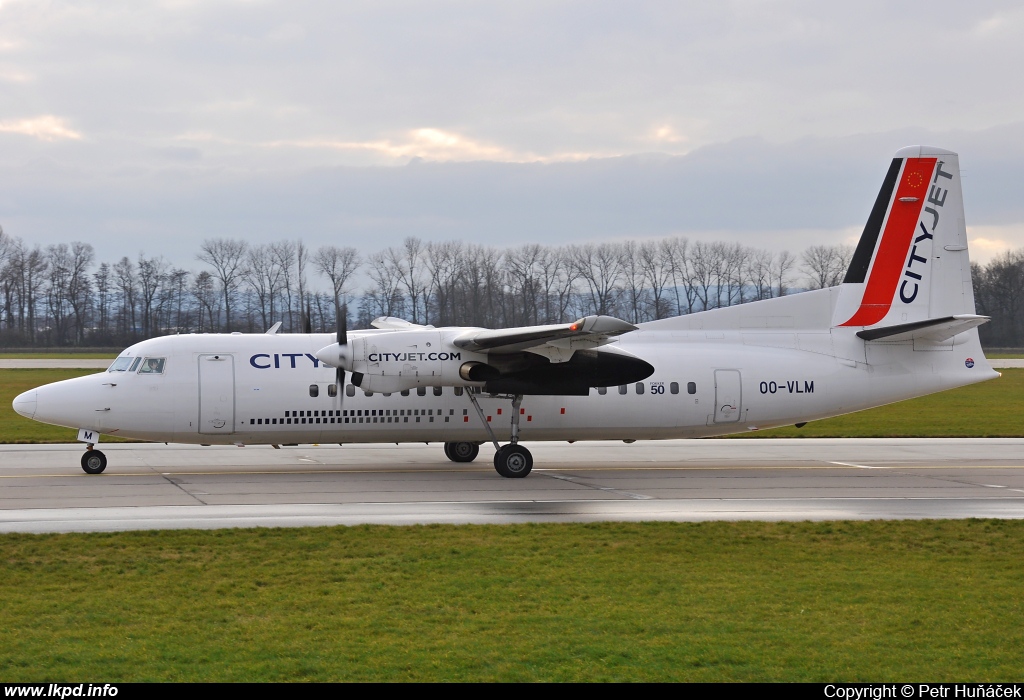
[335,301,347,397]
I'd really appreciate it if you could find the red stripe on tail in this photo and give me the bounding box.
[839,158,936,327]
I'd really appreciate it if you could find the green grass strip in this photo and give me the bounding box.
[1,521,1022,681]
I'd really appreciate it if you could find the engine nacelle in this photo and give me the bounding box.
[319,329,653,396]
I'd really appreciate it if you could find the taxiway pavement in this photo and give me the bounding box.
[1,439,1023,533]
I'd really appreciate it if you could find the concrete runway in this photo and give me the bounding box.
[2,439,1023,533]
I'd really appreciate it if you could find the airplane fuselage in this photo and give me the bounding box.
[16,305,995,447]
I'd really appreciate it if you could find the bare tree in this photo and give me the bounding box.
[772,250,797,298]
[746,248,775,301]
[246,244,288,331]
[386,237,426,324]
[197,238,248,331]
[93,262,112,338]
[571,243,622,316]
[191,270,218,332]
[270,241,297,331]
[66,243,95,344]
[505,244,545,326]
[313,244,361,313]
[801,244,853,290]
[366,250,406,319]
[113,257,137,338]
[424,240,464,326]
[136,254,167,336]
[689,241,726,311]
[537,246,576,323]
[619,240,649,323]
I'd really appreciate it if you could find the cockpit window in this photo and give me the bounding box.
[138,357,166,374]
[129,357,142,372]
[108,357,133,372]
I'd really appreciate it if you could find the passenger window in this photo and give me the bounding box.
[687,382,697,395]
[597,386,607,395]
[137,357,163,374]
[328,384,338,398]
[454,387,464,397]
[309,384,319,397]
[401,390,410,396]
[364,391,373,397]
[670,382,679,395]
[417,387,426,397]
[636,382,644,395]
[346,384,355,397]
[618,385,627,395]
[433,386,443,396]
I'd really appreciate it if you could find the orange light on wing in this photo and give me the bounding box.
[570,324,579,331]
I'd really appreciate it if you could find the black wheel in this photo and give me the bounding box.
[446,441,480,463]
[493,444,533,478]
[81,450,107,475]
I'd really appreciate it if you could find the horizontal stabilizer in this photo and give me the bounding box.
[455,315,637,353]
[856,314,989,342]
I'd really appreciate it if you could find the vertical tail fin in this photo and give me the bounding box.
[832,146,975,328]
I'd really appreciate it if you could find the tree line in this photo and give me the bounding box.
[0,224,1020,348]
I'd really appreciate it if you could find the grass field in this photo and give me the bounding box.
[3,368,1022,443]
[1,520,1021,681]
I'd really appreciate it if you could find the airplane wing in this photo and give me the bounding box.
[371,317,434,330]
[453,315,638,355]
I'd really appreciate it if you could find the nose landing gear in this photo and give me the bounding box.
[81,446,107,475]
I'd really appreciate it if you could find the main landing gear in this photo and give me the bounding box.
[444,441,480,463]
[466,392,533,478]
[81,446,107,474]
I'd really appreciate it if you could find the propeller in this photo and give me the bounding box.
[303,302,313,334]
[335,300,347,395]
[314,300,356,398]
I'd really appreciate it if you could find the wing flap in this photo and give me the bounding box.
[856,314,989,342]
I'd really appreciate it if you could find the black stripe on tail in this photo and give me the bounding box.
[843,157,903,284]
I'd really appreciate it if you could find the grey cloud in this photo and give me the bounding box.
[3,125,1022,269]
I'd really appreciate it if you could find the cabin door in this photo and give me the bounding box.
[714,369,742,423]
[199,354,235,434]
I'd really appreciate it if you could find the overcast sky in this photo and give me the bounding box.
[2,0,1023,273]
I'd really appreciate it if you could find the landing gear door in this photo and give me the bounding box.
[199,354,235,434]
[714,369,742,423]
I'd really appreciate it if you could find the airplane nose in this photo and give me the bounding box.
[13,390,37,419]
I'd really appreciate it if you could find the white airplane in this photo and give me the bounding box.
[13,146,998,478]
